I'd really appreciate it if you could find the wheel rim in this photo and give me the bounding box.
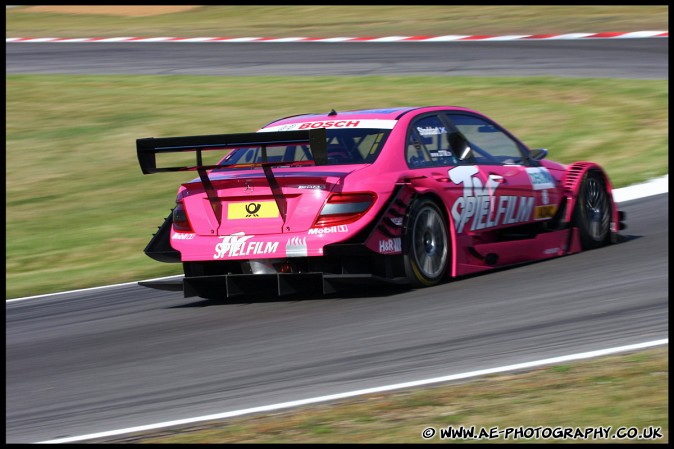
[412,206,448,279]
[583,176,610,241]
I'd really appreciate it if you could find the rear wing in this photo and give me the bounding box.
[136,128,328,227]
[136,128,327,175]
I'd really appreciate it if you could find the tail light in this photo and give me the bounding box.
[172,202,193,232]
[313,192,377,227]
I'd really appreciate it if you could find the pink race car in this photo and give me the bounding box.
[137,106,626,298]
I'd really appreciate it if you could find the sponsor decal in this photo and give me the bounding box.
[430,150,453,158]
[544,247,560,255]
[541,189,549,204]
[259,119,397,132]
[379,238,402,254]
[534,204,558,220]
[298,120,361,129]
[308,225,349,235]
[296,184,327,190]
[417,126,447,136]
[526,167,556,190]
[449,166,534,233]
[172,233,195,240]
[213,232,279,259]
[261,123,299,132]
[286,236,308,257]
[390,217,404,227]
[246,203,261,216]
[228,201,279,219]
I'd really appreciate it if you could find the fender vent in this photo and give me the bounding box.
[563,162,593,194]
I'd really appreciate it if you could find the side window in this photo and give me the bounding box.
[446,114,524,165]
[326,130,388,164]
[406,115,457,168]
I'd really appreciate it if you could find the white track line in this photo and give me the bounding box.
[6,174,668,303]
[37,338,668,444]
[611,174,668,203]
[6,274,184,302]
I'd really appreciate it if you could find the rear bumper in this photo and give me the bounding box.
[139,272,409,299]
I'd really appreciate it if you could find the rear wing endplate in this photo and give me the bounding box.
[136,128,327,174]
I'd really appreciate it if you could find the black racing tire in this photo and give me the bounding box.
[572,170,612,250]
[403,198,450,287]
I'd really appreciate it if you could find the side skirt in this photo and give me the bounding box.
[455,227,582,277]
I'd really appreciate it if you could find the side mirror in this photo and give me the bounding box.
[529,148,548,161]
[477,125,498,133]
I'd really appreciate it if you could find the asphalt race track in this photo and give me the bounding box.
[6,39,668,443]
[5,39,668,79]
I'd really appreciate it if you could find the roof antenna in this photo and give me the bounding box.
[328,108,337,116]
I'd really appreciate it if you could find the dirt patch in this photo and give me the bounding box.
[21,6,201,17]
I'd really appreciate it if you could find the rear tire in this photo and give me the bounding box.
[403,199,450,287]
[572,170,612,249]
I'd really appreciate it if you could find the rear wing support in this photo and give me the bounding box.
[137,129,328,227]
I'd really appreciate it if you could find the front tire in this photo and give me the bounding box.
[572,170,612,249]
[403,199,450,287]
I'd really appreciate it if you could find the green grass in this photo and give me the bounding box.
[5,74,668,298]
[88,346,668,444]
[5,5,668,38]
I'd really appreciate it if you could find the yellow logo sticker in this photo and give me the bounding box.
[534,205,558,220]
[228,201,279,219]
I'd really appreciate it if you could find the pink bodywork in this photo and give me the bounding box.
[168,106,620,279]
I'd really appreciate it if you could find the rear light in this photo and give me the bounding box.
[313,192,377,227]
[172,202,193,232]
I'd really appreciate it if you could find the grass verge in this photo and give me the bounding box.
[5,6,668,38]
[5,74,668,298]
[89,346,668,444]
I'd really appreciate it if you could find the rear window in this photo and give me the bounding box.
[215,128,392,167]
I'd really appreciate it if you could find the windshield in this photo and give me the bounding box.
[215,128,392,168]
